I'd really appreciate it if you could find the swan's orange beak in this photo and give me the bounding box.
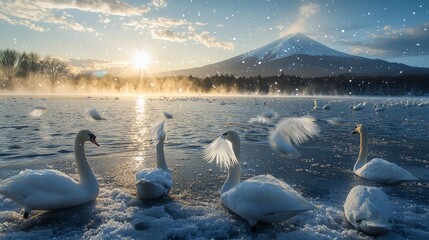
[90,136,100,146]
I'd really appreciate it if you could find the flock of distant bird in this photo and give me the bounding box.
[0,99,423,236]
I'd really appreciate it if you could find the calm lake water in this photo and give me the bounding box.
[0,95,428,239]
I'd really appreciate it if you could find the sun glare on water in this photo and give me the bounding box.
[132,51,151,69]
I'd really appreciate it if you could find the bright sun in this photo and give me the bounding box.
[132,51,151,69]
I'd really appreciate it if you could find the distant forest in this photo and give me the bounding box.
[1,48,428,96]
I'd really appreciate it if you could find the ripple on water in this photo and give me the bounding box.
[8,144,23,150]
[57,150,73,154]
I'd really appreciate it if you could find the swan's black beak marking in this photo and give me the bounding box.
[88,133,100,146]
[351,124,359,134]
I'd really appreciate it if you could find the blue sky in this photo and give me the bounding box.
[0,0,428,74]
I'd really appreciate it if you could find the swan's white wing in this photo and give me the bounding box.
[150,121,166,144]
[269,116,320,157]
[136,168,173,189]
[203,136,238,169]
[344,185,393,235]
[221,174,317,226]
[269,131,301,158]
[356,158,418,184]
[0,169,83,206]
[272,116,320,145]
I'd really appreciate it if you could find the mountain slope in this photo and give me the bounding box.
[239,33,351,61]
[159,33,429,78]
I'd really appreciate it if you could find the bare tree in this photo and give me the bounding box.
[41,56,70,88]
[0,49,20,88]
[17,52,41,78]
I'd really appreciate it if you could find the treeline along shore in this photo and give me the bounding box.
[1,48,428,95]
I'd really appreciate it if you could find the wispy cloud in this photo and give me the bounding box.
[152,0,167,8]
[39,0,150,16]
[343,23,429,57]
[189,31,235,50]
[280,3,320,37]
[0,0,143,33]
[0,0,233,50]
[151,29,188,42]
[125,17,235,50]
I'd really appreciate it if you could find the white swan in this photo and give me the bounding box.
[87,107,105,120]
[0,130,100,218]
[136,121,173,199]
[249,116,269,125]
[322,102,331,110]
[313,100,320,110]
[269,116,320,159]
[326,117,346,126]
[204,130,317,228]
[405,99,411,107]
[352,124,418,185]
[374,104,387,112]
[29,106,47,118]
[261,109,277,119]
[352,103,364,111]
[344,185,393,235]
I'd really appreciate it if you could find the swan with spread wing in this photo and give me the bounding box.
[204,118,319,228]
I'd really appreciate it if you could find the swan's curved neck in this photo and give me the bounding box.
[354,129,369,172]
[221,139,241,194]
[75,140,98,189]
[156,140,168,171]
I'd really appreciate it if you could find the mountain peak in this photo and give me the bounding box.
[240,33,350,62]
[287,32,310,40]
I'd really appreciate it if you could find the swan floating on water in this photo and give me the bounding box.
[352,124,418,185]
[136,121,173,199]
[0,130,100,218]
[326,117,346,126]
[87,108,105,120]
[313,100,320,110]
[269,116,320,159]
[261,109,277,119]
[204,130,317,228]
[249,116,270,125]
[374,104,387,112]
[344,185,393,235]
[29,106,47,118]
[322,102,331,110]
[352,103,364,111]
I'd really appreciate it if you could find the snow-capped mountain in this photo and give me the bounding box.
[240,33,350,62]
[159,33,429,77]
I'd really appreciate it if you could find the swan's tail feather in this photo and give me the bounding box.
[203,136,238,169]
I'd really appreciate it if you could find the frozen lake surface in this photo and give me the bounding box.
[0,95,428,239]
